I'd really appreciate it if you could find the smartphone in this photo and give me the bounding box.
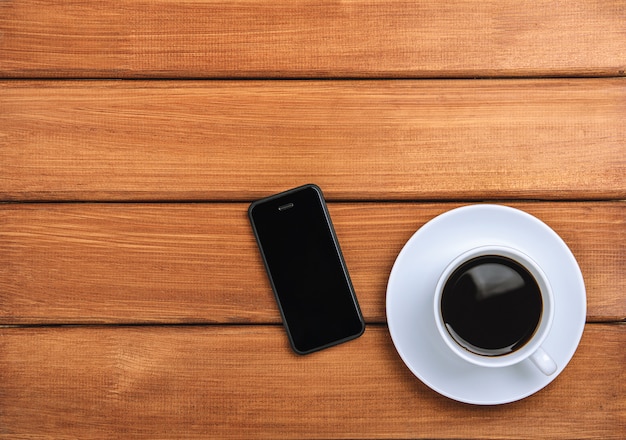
[249,184,365,354]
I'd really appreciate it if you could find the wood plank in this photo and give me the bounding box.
[0,325,623,438]
[1,79,625,201]
[0,1,624,78]
[1,202,623,325]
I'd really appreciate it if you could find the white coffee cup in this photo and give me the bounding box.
[433,245,557,375]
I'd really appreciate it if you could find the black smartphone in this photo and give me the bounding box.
[249,184,365,354]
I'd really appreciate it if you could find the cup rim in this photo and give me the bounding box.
[433,245,554,368]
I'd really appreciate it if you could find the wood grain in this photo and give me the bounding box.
[1,202,623,325]
[1,79,625,201]
[0,0,625,78]
[0,325,623,439]
[2,1,624,439]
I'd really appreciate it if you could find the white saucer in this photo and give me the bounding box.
[386,204,586,405]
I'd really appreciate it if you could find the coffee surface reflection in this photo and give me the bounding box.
[441,255,542,356]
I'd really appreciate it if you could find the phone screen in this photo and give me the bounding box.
[249,184,365,354]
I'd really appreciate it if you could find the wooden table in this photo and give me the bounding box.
[1,1,625,438]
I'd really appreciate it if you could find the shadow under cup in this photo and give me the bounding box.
[435,246,556,374]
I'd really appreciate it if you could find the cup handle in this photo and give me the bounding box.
[530,347,557,375]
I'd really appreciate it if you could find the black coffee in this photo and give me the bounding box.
[441,255,542,356]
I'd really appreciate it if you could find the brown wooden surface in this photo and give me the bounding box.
[1,79,625,201]
[1,202,624,325]
[1,0,625,438]
[0,325,623,439]
[1,1,625,78]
